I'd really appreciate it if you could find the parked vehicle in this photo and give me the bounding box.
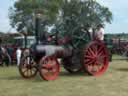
[19,18,111,81]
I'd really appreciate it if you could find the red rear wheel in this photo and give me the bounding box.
[39,56,60,81]
[83,41,109,76]
[19,56,38,79]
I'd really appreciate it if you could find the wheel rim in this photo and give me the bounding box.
[84,41,109,76]
[19,56,38,79]
[39,56,60,81]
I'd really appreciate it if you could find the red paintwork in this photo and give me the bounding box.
[83,41,109,76]
[47,37,52,42]
[58,37,72,44]
[39,56,60,81]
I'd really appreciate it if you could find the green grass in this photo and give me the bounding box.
[0,58,128,96]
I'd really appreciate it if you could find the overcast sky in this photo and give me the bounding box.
[0,0,128,34]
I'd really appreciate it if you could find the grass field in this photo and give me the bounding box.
[0,56,128,96]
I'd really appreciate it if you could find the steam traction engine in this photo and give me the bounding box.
[19,15,109,81]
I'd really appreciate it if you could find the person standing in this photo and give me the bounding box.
[95,24,105,41]
[16,47,22,66]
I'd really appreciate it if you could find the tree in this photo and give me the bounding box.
[9,0,112,37]
[55,0,112,37]
[9,0,63,34]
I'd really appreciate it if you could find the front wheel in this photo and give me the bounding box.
[19,56,38,79]
[39,56,60,81]
[83,41,109,76]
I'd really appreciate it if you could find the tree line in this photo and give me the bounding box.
[9,0,113,37]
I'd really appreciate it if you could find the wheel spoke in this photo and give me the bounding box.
[97,46,104,55]
[84,56,94,59]
[85,59,95,65]
[29,70,32,76]
[39,57,60,81]
[26,69,29,76]
[92,45,98,55]
[19,56,38,79]
[88,65,97,73]
[94,65,101,72]
[84,41,109,76]
[88,48,95,56]
[96,60,103,66]
[22,68,28,74]
[98,50,105,57]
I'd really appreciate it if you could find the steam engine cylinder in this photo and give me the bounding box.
[35,45,73,58]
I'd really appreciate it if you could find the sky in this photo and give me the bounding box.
[0,0,15,33]
[99,0,128,34]
[0,0,128,34]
